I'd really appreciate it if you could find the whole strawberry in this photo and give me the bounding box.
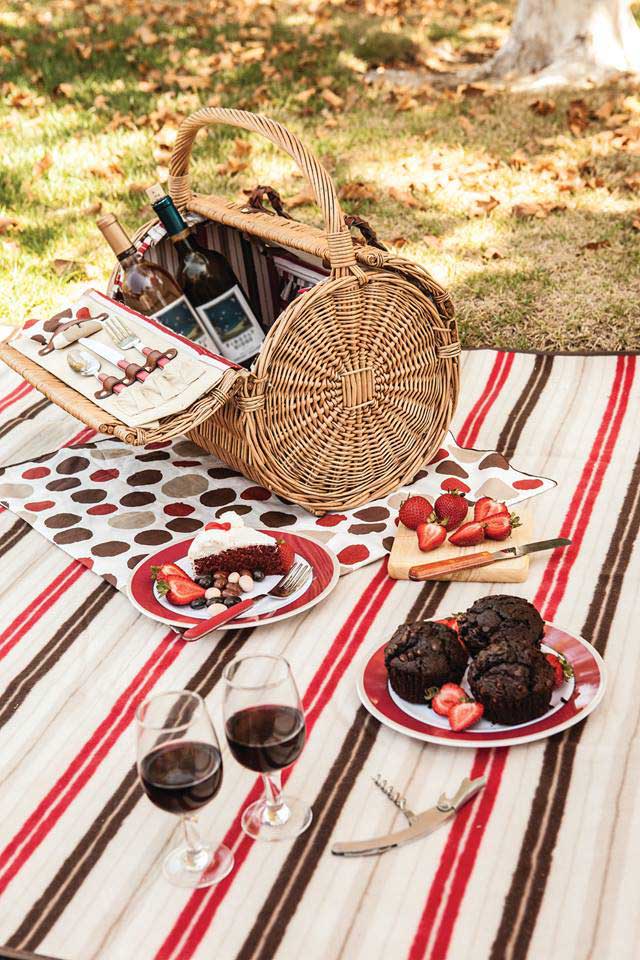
[399,495,433,531]
[434,489,468,530]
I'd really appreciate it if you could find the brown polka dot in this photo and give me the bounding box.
[108,511,156,530]
[103,574,118,588]
[0,483,33,498]
[409,470,428,483]
[90,469,119,483]
[47,477,81,492]
[166,518,203,533]
[353,507,390,522]
[479,452,510,470]
[134,530,173,546]
[382,537,395,552]
[120,491,155,507]
[387,493,405,510]
[22,467,50,480]
[57,456,90,475]
[93,448,130,459]
[128,554,148,569]
[475,478,516,500]
[128,470,163,487]
[207,467,241,479]
[162,475,209,498]
[241,486,271,501]
[71,489,107,504]
[348,522,387,534]
[435,460,469,478]
[91,541,130,557]
[217,505,251,518]
[45,513,81,529]
[136,451,171,462]
[259,511,297,528]
[174,440,206,457]
[54,528,93,544]
[453,447,484,463]
[145,440,172,450]
[200,488,236,507]
[164,503,194,516]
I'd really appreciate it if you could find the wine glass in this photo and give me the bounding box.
[222,655,312,842]
[136,690,234,887]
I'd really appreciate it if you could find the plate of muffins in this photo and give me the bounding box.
[358,594,606,747]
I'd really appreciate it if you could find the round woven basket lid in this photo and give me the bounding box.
[244,269,458,512]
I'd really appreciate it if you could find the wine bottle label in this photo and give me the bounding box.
[152,295,210,347]
[194,285,265,364]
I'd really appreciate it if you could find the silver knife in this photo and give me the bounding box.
[331,776,486,857]
[409,537,571,581]
[78,337,148,383]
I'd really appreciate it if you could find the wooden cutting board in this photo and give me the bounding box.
[388,507,533,582]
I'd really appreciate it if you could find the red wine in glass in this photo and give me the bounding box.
[136,690,234,887]
[140,741,223,814]
[225,705,305,774]
[222,655,312,842]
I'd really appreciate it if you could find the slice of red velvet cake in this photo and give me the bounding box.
[188,517,294,578]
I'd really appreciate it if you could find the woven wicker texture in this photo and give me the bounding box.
[2,108,459,514]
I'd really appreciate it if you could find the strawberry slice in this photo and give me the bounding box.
[484,512,521,541]
[438,616,459,634]
[545,651,573,687]
[431,683,466,717]
[276,540,295,573]
[449,700,484,732]
[156,576,205,606]
[474,497,509,521]
[417,520,446,552]
[449,520,486,547]
[151,563,191,582]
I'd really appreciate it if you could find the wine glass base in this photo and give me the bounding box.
[163,842,234,888]
[241,795,312,842]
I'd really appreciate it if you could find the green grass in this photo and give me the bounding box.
[1,0,639,350]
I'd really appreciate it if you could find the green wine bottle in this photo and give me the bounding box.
[97,213,206,345]
[146,185,265,368]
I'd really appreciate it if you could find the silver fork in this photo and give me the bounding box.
[104,316,145,354]
[180,562,311,641]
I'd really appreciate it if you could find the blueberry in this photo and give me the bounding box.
[195,575,213,589]
[223,595,241,608]
[253,569,265,582]
[190,597,207,609]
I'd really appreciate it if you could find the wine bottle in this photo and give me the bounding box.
[146,185,265,368]
[97,213,207,345]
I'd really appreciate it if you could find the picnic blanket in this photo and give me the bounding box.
[0,349,638,960]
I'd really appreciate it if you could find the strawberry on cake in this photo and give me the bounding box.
[188,516,294,578]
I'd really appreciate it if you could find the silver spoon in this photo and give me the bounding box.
[67,347,101,377]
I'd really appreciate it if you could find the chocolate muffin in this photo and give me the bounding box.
[458,594,544,657]
[384,621,467,703]
[467,635,554,725]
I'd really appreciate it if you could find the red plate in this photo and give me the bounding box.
[127,530,339,631]
[358,624,605,748]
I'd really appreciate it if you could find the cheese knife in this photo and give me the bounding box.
[78,337,149,384]
[332,776,486,857]
[408,537,571,582]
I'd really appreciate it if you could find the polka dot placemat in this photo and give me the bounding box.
[0,432,555,590]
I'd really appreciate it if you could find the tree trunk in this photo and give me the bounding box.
[475,0,640,88]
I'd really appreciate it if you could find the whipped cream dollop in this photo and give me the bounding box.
[188,514,272,563]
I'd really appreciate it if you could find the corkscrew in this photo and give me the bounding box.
[372,774,416,825]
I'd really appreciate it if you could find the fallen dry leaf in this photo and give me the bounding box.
[422,234,442,249]
[294,88,316,103]
[581,239,610,251]
[56,82,75,98]
[286,185,315,208]
[567,98,590,136]
[338,181,377,202]
[129,182,151,195]
[51,258,85,278]
[512,201,566,219]
[459,115,474,135]
[632,215,640,231]
[391,236,408,248]
[34,152,53,177]
[624,171,640,190]
[508,149,528,169]
[0,214,18,234]
[80,201,102,217]
[321,89,343,109]
[530,99,556,116]
[389,186,421,209]
[233,139,252,158]
[473,195,500,216]
[483,248,504,260]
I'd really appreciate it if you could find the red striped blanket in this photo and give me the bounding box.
[0,351,636,960]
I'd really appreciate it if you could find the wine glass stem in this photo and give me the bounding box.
[262,771,289,825]
[181,815,208,870]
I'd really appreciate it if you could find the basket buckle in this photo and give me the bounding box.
[340,366,375,409]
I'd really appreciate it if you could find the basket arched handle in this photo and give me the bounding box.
[169,107,361,279]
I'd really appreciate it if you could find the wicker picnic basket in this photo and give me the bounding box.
[0,108,460,514]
